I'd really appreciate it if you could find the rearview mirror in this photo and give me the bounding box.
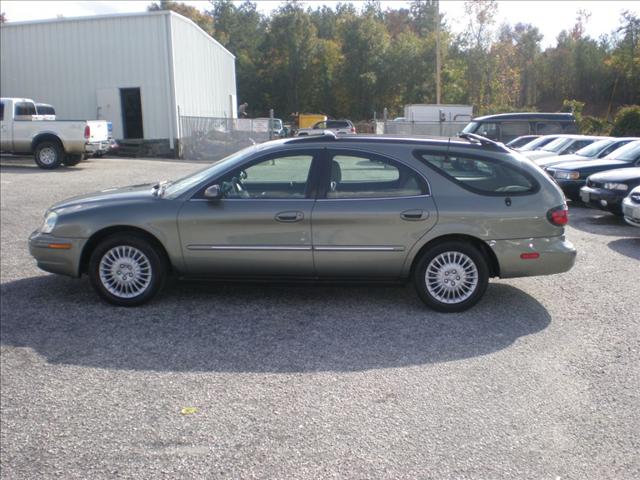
[204,184,222,199]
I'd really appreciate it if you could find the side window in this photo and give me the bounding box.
[219,154,313,199]
[501,122,530,140]
[477,122,500,140]
[418,152,537,195]
[327,153,426,199]
[536,122,562,135]
[314,121,326,129]
[0,102,4,121]
[14,102,36,116]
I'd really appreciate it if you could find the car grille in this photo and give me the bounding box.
[631,192,640,204]
[587,179,602,188]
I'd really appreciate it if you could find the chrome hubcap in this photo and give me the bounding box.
[39,147,56,165]
[99,246,152,299]
[426,251,478,304]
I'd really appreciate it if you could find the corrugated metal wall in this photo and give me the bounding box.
[170,14,236,119]
[0,11,237,143]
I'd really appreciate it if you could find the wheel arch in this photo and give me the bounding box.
[409,234,500,278]
[80,225,173,275]
[32,133,65,153]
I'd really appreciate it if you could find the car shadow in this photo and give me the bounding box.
[568,203,632,237]
[608,237,640,260]
[0,275,551,373]
[0,162,85,174]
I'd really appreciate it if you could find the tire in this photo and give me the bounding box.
[34,140,64,169]
[62,154,84,166]
[413,241,489,313]
[88,233,166,306]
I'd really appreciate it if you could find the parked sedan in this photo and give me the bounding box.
[622,186,640,227]
[535,137,639,170]
[29,133,576,312]
[516,134,564,152]
[579,168,640,215]
[546,140,640,200]
[522,135,604,161]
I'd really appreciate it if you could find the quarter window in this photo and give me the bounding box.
[326,154,426,199]
[418,152,537,195]
[219,154,313,199]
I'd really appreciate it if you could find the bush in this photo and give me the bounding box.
[611,105,640,136]
[581,115,611,135]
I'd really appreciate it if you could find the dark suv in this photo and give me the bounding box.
[462,113,578,144]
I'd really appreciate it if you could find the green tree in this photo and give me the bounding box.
[148,1,214,36]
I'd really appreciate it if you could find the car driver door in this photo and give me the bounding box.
[177,149,322,277]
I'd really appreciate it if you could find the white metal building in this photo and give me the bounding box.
[0,11,237,150]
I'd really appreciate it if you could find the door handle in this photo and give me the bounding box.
[275,211,304,223]
[400,209,428,221]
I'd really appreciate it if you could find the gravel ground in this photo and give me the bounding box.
[1,156,639,479]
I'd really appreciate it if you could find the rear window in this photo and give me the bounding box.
[36,105,55,115]
[417,151,538,195]
[15,102,36,116]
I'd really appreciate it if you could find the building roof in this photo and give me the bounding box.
[472,112,575,122]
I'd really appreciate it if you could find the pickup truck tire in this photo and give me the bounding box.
[62,154,84,166]
[34,141,64,169]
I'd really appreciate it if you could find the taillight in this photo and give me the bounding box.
[351,127,356,133]
[547,204,569,226]
[84,125,91,139]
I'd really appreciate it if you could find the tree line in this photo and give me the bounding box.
[151,0,639,123]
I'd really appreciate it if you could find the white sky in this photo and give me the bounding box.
[1,1,638,48]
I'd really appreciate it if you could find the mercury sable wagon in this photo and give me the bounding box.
[29,133,576,312]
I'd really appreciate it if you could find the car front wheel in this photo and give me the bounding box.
[414,241,489,313]
[89,234,166,306]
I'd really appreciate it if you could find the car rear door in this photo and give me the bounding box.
[178,149,322,277]
[311,148,437,278]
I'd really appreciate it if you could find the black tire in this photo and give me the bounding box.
[413,240,489,313]
[88,233,167,306]
[34,140,64,169]
[62,154,84,166]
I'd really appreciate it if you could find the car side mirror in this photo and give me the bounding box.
[204,184,222,200]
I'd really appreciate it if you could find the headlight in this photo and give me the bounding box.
[41,211,58,233]
[554,170,580,180]
[603,182,628,191]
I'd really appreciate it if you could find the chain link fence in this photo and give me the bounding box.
[179,116,272,161]
[377,121,468,137]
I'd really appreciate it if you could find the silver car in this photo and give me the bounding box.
[29,133,577,312]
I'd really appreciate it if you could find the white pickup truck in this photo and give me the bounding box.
[0,97,110,169]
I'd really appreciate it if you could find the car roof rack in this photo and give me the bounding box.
[286,130,338,143]
[458,132,509,151]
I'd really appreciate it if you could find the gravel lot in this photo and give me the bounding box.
[1,155,639,479]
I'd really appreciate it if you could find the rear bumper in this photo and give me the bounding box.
[29,231,86,277]
[488,235,577,279]
[579,186,625,214]
[84,141,111,153]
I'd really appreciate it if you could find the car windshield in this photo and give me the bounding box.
[541,137,572,152]
[162,145,257,198]
[575,139,613,157]
[272,119,283,129]
[605,141,640,162]
[519,136,556,151]
[461,121,478,134]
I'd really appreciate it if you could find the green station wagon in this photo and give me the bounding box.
[29,133,577,312]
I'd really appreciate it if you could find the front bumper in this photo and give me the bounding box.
[29,231,87,277]
[579,186,625,214]
[488,235,577,279]
[622,198,640,227]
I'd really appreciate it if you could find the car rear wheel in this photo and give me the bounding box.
[34,141,64,169]
[414,241,489,312]
[89,233,166,306]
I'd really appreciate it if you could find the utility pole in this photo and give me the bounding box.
[435,0,441,105]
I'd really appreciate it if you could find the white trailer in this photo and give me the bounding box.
[404,104,473,122]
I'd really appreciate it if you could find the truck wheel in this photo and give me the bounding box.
[62,154,84,166]
[34,141,64,169]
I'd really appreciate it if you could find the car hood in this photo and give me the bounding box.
[50,183,157,212]
[550,159,630,172]
[536,154,589,168]
[588,167,640,183]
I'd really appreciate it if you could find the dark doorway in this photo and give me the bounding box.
[120,88,144,139]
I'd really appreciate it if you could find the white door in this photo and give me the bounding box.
[96,88,123,139]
